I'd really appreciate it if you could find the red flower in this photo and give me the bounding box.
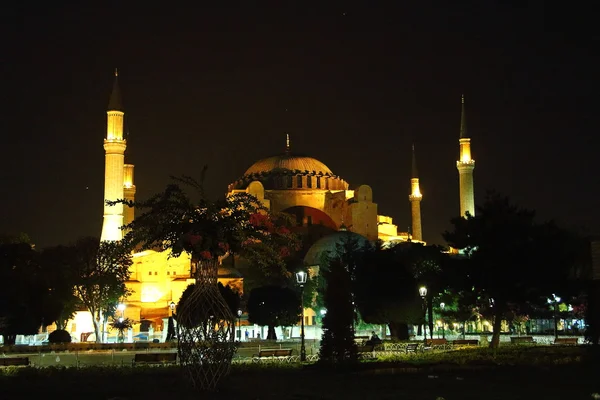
[218,242,230,252]
[199,250,212,260]
[279,246,290,258]
[188,234,203,245]
[277,226,290,235]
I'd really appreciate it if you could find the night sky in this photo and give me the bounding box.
[2,3,598,249]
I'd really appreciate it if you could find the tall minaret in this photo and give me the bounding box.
[456,95,475,217]
[408,144,423,241]
[101,69,126,241]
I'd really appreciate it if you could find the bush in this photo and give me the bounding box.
[48,330,72,344]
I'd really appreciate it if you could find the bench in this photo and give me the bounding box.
[425,338,450,350]
[252,349,294,363]
[510,336,535,344]
[356,344,376,359]
[405,343,420,353]
[0,357,29,367]
[554,337,578,346]
[452,339,479,346]
[132,352,177,366]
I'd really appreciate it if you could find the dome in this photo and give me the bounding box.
[244,153,333,176]
[303,230,370,267]
[228,152,349,191]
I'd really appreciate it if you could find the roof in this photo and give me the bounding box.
[107,71,123,111]
[244,153,334,176]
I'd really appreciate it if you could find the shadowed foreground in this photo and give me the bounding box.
[1,347,599,399]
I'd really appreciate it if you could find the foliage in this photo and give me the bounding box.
[109,317,134,333]
[48,329,72,343]
[166,316,176,341]
[0,242,45,344]
[585,280,600,345]
[443,191,582,348]
[176,282,241,329]
[115,174,300,279]
[39,245,80,330]
[69,237,132,343]
[319,240,358,364]
[355,242,446,340]
[247,285,300,340]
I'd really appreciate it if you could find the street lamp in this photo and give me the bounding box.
[169,301,176,316]
[548,294,561,339]
[419,286,428,343]
[117,303,126,319]
[440,302,445,339]
[296,270,307,362]
[237,309,243,340]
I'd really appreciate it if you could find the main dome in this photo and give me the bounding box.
[228,151,349,191]
[244,153,333,176]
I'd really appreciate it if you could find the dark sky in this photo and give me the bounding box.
[2,3,598,249]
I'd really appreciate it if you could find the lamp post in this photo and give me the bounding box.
[237,309,243,341]
[169,301,175,316]
[440,302,445,339]
[419,286,428,344]
[548,294,561,339]
[296,270,307,362]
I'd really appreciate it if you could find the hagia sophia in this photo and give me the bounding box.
[69,71,476,340]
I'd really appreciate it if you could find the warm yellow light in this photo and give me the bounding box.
[141,285,163,303]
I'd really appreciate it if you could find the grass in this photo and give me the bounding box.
[1,347,598,400]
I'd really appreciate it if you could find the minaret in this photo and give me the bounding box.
[408,144,423,241]
[101,69,126,241]
[456,95,475,217]
[123,163,136,228]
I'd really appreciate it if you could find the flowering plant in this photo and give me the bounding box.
[119,174,300,277]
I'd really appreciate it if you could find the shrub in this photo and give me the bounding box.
[48,330,72,344]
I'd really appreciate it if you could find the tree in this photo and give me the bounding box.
[0,242,45,344]
[443,192,579,348]
[69,237,132,343]
[319,250,357,364]
[247,285,300,340]
[116,174,300,280]
[355,244,423,340]
[39,245,80,330]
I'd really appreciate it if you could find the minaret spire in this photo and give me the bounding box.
[107,68,123,112]
[411,143,418,178]
[285,133,290,154]
[459,94,467,138]
[101,70,128,241]
[408,143,423,241]
[456,95,475,217]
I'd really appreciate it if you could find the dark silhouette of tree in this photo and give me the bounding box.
[444,192,580,348]
[39,245,80,330]
[0,242,43,344]
[247,285,300,340]
[69,237,132,343]
[319,247,358,364]
[355,244,423,340]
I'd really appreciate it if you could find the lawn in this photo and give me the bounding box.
[1,346,598,400]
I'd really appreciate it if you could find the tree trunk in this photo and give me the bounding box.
[388,322,409,340]
[3,334,16,345]
[92,318,101,343]
[417,324,422,336]
[428,301,434,340]
[267,325,277,340]
[489,308,503,348]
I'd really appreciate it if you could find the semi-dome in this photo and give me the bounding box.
[244,153,333,176]
[303,229,370,267]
